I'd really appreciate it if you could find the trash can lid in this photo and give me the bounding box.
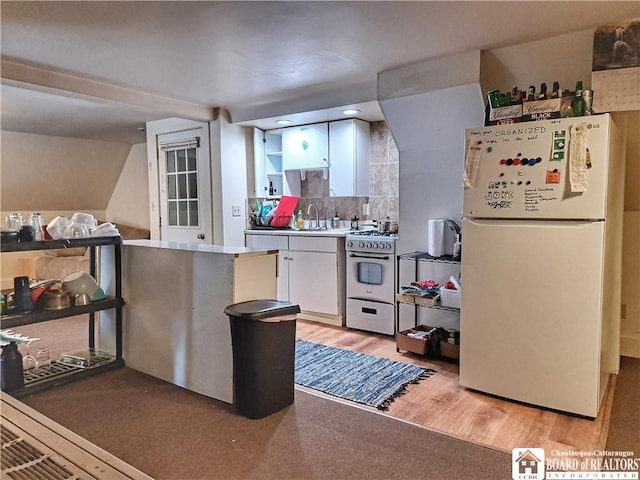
[224,299,300,320]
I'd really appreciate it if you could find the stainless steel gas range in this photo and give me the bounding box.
[345,230,397,335]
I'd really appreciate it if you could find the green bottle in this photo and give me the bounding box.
[572,81,585,117]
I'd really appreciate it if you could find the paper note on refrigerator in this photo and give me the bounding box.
[464,138,483,188]
[569,122,589,192]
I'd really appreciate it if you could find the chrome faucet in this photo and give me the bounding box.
[307,204,319,229]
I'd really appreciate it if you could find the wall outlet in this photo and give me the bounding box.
[231,205,241,217]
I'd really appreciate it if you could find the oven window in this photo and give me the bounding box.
[357,262,383,285]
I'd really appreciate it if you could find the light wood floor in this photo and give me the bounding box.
[296,319,614,455]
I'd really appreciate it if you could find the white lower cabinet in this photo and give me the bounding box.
[287,249,339,315]
[245,233,345,324]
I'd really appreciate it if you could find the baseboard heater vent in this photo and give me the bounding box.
[1,392,152,480]
[1,424,77,479]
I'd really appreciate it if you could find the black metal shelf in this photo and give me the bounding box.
[395,251,461,353]
[397,251,460,264]
[1,298,124,329]
[1,236,122,253]
[11,359,125,399]
[1,237,124,396]
[395,294,460,312]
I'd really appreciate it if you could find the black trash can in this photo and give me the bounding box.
[225,299,300,419]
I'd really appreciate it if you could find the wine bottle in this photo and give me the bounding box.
[526,85,536,101]
[538,83,548,100]
[572,81,585,117]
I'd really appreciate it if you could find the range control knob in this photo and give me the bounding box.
[359,242,365,248]
[346,241,352,248]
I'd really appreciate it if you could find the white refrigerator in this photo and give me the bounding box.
[460,113,625,418]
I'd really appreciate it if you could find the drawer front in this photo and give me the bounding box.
[346,299,395,336]
[245,234,288,250]
[289,235,338,253]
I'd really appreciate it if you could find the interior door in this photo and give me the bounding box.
[158,129,212,243]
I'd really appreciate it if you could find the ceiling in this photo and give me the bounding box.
[1,1,638,144]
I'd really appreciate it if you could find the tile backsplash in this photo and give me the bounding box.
[250,120,399,226]
[368,120,399,222]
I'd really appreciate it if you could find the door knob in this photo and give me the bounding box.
[197,233,205,240]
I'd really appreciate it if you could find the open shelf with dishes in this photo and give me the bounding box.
[1,236,124,398]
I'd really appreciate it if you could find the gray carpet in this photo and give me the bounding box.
[21,367,512,480]
[606,356,640,455]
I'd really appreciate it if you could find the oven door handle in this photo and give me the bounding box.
[349,253,390,260]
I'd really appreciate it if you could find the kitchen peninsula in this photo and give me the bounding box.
[104,240,278,404]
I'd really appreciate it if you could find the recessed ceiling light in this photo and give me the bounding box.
[276,119,292,125]
[342,109,360,115]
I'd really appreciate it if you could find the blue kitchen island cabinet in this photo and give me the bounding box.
[103,240,278,404]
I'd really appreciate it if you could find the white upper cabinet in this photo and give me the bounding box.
[255,119,370,198]
[329,119,370,197]
[253,128,285,198]
[282,123,329,171]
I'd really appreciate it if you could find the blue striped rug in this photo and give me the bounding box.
[294,339,436,410]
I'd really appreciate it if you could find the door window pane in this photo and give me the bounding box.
[189,173,198,199]
[177,150,186,172]
[178,201,188,226]
[168,202,177,225]
[164,147,200,227]
[189,200,198,225]
[177,173,187,199]
[166,151,176,173]
[167,175,177,200]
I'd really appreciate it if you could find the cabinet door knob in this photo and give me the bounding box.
[197,233,205,240]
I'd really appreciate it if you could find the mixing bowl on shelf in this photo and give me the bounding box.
[60,272,106,302]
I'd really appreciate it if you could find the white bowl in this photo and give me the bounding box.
[64,223,90,238]
[61,272,106,301]
[71,212,97,228]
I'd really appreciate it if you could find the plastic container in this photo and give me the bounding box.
[46,216,70,239]
[1,342,25,392]
[440,287,461,309]
[13,276,34,313]
[224,299,300,419]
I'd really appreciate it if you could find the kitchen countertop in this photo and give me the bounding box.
[245,228,352,237]
[124,239,277,256]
